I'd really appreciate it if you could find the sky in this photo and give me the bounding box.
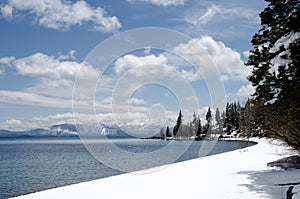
[0,0,268,133]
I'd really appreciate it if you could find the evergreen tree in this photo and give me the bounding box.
[224,103,231,133]
[196,117,202,139]
[224,103,230,129]
[160,127,165,139]
[206,107,212,124]
[223,102,241,134]
[220,111,226,132]
[173,110,183,137]
[203,107,212,137]
[192,112,197,134]
[246,0,300,150]
[215,108,221,126]
[166,126,172,138]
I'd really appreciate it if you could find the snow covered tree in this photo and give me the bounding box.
[202,107,212,136]
[173,110,183,137]
[246,0,300,150]
[220,111,226,132]
[192,112,197,134]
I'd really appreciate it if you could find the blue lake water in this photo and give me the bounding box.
[0,138,255,198]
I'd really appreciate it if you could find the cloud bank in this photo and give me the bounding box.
[0,0,121,32]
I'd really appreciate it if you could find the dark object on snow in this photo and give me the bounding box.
[267,155,300,169]
[286,186,295,199]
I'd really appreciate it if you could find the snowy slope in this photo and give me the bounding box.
[13,138,299,199]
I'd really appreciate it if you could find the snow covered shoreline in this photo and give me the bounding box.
[13,138,299,199]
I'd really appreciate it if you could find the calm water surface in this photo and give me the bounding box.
[0,138,255,198]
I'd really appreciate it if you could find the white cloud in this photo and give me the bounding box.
[185,4,259,27]
[173,36,250,81]
[243,51,250,58]
[0,0,121,32]
[0,56,15,65]
[33,112,74,121]
[237,83,255,98]
[0,90,72,108]
[127,0,186,6]
[4,118,23,126]
[0,118,30,131]
[112,36,248,83]
[128,98,147,105]
[0,56,15,76]
[1,51,99,97]
[57,50,76,61]
[114,54,170,77]
[0,4,13,18]
[185,4,222,26]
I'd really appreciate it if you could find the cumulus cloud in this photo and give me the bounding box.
[237,83,255,98]
[173,36,250,81]
[4,118,23,126]
[112,36,248,82]
[127,0,186,6]
[0,0,121,32]
[0,51,99,96]
[114,54,170,77]
[0,4,13,18]
[0,56,15,65]
[0,118,28,131]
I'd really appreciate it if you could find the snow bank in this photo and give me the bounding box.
[13,139,299,199]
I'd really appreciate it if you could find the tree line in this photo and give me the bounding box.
[160,102,242,140]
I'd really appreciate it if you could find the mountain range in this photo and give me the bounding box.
[0,123,131,138]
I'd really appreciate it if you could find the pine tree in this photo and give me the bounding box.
[196,117,202,139]
[203,107,212,137]
[246,0,300,150]
[166,126,172,138]
[247,0,300,102]
[206,107,212,124]
[215,108,220,126]
[220,111,226,133]
[160,127,165,139]
[224,103,230,129]
[173,110,183,137]
[192,112,197,134]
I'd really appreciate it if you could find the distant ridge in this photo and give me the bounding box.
[0,123,132,138]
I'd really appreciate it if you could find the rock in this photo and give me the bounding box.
[267,155,300,169]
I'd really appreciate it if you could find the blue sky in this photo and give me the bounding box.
[0,0,267,132]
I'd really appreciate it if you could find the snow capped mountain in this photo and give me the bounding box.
[0,123,131,138]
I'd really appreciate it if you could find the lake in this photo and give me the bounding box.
[0,138,255,198]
